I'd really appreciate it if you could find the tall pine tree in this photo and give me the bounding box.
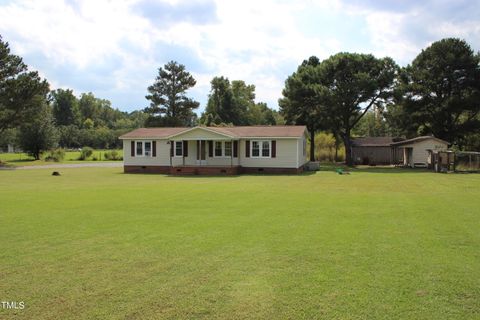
[145,61,199,127]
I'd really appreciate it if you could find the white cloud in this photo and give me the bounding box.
[0,0,479,111]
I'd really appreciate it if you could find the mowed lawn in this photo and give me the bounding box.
[0,150,121,167]
[0,167,479,319]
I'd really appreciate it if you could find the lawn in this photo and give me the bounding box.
[0,150,121,167]
[0,167,479,319]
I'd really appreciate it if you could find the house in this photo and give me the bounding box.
[391,136,449,167]
[119,125,308,175]
[351,137,404,165]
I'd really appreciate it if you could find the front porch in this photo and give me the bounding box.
[169,138,240,167]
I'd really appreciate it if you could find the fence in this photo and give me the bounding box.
[455,151,480,172]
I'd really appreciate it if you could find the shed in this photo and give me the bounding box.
[391,136,449,167]
[351,137,404,165]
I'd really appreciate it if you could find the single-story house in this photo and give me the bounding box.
[119,125,308,175]
[391,136,449,167]
[351,137,404,165]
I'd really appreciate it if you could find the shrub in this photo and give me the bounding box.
[78,147,93,160]
[104,150,121,160]
[44,148,66,162]
[312,132,345,162]
[92,155,98,161]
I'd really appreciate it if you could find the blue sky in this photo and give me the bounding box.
[1,0,479,113]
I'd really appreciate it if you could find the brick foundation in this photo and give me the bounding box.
[124,165,303,175]
[170,166,241,175]
[241,166,304,174]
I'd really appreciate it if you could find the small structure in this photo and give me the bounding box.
[119,125,309,175]
[391,136,449,168]
[428,150,455,172]
[351,137,404,165]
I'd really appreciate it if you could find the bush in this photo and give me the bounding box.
[92,155,98,161]
[44,148,66,162]
[313,132,345,162]
[78,147,93,160]
[104,150,121,160]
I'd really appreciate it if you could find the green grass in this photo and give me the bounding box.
[0,149,121,166]
[0,167,479,319]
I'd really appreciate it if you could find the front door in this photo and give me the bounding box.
[196,140,207,165]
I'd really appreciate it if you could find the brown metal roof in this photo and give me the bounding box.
[352,137,403,147]
[119,125,307,139]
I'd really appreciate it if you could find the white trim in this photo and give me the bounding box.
[174,141,183,157]
[166,126,235,139]
[251,140,271,158]
[135,140,153,157]
[121,135,303,140]
[213,141,233,158]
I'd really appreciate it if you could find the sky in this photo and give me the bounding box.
[1,0,479,114]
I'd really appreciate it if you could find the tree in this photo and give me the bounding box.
[388,38,480,146]
[204,76,234,125]
[279,56,325,161]
[0,35,49,133]
[202,77,258,125]
[145,61,199,126]
[247,102,277,125]
[51,88,80,126]
[352,108,388,137]
[315,53,398,165]
[18,104,58,160]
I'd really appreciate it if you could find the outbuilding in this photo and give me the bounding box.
[391,136,449,167]
[351,137,404,165]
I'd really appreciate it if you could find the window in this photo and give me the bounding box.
[144,142,151,156]
[303,138,306,156]
[214,141,222,157]
[136,142,143,156]
[252,141,260,157]
[175,141,183,157]
[135,141,153,157]
[262,141,270,157]
[224,141,232,157]
[213,141,233,157]
[251,140,271,158]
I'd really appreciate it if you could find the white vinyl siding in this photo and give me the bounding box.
[241,139,298,168]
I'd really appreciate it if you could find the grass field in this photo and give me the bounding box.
[0,150,122,167]
[1,167,479,319]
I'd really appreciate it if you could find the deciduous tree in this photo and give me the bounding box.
[387,38,480,146]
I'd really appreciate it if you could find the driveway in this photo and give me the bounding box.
[0,162,122,170]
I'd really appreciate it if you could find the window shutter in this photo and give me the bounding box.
[246,140,250,158]
[233,141,238,158]
[183,140,188,157]
[271,140,276,158]
[170,142,174,157]
[152,141,156,157]
[208,141,213,157]
[131,141,135,157]
[196,140,200,160]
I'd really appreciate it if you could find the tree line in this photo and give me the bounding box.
[1,34,479,164]
[280,38,480,165]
